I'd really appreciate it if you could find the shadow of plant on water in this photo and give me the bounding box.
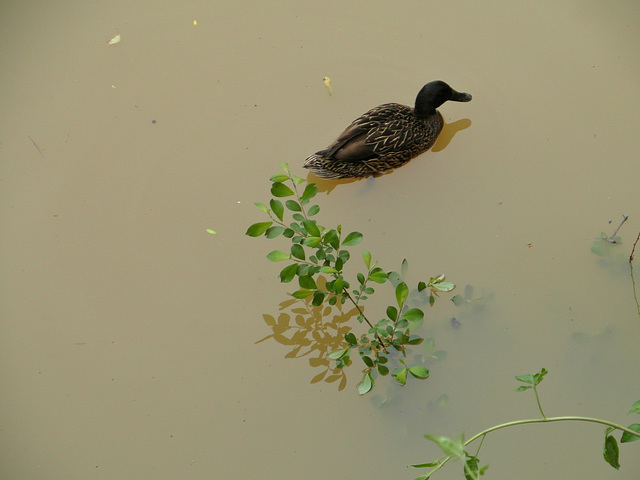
[256,278,358,391]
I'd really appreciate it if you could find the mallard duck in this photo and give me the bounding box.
[303,80,472,179]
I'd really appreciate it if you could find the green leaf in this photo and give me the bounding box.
[629,400,640,415]
[432,281,455,292]
[319,266,338,274]
[302,236,322,247]
[345,333,357,345]
[270,173,290,183]
[267,250,290,262]
[245,221,273,237]
[302,220,321,237]
[465,456,488,480]
[307,204,320,216]
[396,282,409,308]
[279,264,298,283]
[337,249,350,262]
[301,183,318,201]
[402,308,424,322]
[515,374,535,385]
[265,226,285,238]
[292,175,305,185]
[279,162,290,174]
[269,199,284,221]
[514,386,532,392]
[254,202,269,213]
[291,289,313,299]
[271,182,295,197]
[323,229,339,250]
[394,368,407,385]
[290,244,305,260]
[386,306,398,321]
[369,269,388,284]
[342,231,363,246]
[409,366,429,379]
[206,229,217,235]
[357,372,374,395]
[285,200,302,212]
[363,251,371,269]
[417,281,427,291]
[424,434,465,460]
[362,356,374,367]
[311,290,325,306]
[603,433,620,469]
[621,424,640,443]
[515,368,547,386]
[298,275,317,289]
[333,277,344,294]
[411,462,439,468]
[328,347,349,359]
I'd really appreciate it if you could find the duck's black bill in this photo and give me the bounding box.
[451,90,472,102]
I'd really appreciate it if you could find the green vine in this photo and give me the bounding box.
[413,369,640,479]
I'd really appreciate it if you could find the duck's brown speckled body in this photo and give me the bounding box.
[303,81,471,179]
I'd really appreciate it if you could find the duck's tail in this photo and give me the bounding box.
[303,154,344,179]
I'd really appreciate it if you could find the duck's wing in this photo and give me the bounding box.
[317,103,409,162]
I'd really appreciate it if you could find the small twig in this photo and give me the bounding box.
[343,289,388,351]
[28,135,44,156]
[630,263,640,319]
[630,231,640,263]
[604,215,628,243]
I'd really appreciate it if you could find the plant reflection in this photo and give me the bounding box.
[256,277,359,391]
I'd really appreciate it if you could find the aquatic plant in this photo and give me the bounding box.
[246,163,455,394]
[413,369,640,479]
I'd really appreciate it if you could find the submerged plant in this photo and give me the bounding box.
[591,215,628,257]
[413,369,640,479]
[246,163,455,394]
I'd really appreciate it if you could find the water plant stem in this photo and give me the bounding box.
[604,214,628,243]
[423,416,640,477]
[533,385,546,419]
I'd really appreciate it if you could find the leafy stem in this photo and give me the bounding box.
[415,369,640,479]
[341,287,386,348]
[247,163,456,394]
[533,384,546,419]
[419,416,640,480]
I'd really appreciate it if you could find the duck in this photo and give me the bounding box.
[303,80,472,179]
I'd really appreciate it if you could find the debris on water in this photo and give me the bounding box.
[28,135,44,156]
[106,33,121,45]
[450,317,461,329]
[323,76,333,96]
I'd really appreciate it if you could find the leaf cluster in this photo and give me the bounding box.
[246,163,456,394]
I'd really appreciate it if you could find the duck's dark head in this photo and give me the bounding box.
[415,80,472,117]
